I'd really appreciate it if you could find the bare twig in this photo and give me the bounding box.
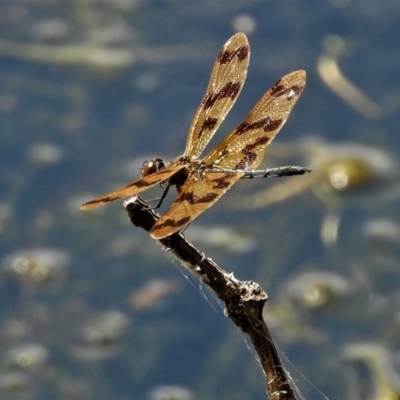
[124,195,296,400]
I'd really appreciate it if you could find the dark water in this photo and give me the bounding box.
[1,1,400,399]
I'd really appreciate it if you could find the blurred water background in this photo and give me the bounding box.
[1,1,400,399]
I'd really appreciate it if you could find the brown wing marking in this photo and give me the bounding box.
[183,33,250,159]
[80,164,185,210]
[202,70,306,171]
[150,171,244,239]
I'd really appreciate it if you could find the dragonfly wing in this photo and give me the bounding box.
[183,33,250,159]
[80,164,185,209]
[203,70,306,170]
[150,171,244,239]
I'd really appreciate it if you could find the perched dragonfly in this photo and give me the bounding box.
[81,33,307,239]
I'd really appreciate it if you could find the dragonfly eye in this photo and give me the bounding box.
[141,158,166,177]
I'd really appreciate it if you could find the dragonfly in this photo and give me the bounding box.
[81,33,307,239]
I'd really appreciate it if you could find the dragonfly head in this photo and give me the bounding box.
[141,158,166,177]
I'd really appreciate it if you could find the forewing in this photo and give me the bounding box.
[203,70,306,170]
[150,171,244,239]
[80,164,185,209]
[183,33,250,159]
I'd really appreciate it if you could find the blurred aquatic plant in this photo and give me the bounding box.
[186,225,256,253]
[0,371,35,397]
[361,218,400,247]
[148,384,194,400]
[285,271,351,310]
[317,34,399,120]
[0,38,211,71]
[71,309,130,361]
[264,270,352,343]
[241,141,395,208]
[234,140,397,246]
[6,343,49,371]
[128,278,182,311]
[27,143,64,165]
[81,309,129,345]
[343,343,400,400]
[2,248,69,286]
